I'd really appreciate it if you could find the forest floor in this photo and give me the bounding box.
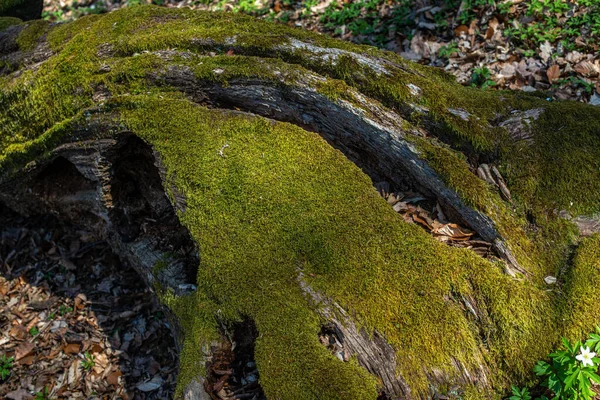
[40,0,600,104]
[0,207,179,400]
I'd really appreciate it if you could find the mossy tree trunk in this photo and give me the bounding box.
[1,6,600,400]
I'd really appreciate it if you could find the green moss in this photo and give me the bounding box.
[315,78,358,103]
[47,14,102,52]
[501,101,600,217]
[0,16,21,30]
[1,6,599,398]
[15,19,49,51]
[161,288,221,398]
[462,384,500,400]
[562,235,600,341]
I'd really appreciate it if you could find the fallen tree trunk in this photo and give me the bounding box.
[1,6,600,399]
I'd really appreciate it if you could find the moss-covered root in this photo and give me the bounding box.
[1,6,600,399]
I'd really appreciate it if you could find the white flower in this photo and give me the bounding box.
[576,346,597,367]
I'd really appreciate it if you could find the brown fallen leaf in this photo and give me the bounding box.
[432,223,474,241]
[454,25,469,36]
[546,64,561,83]
[106,370,122,386]
[574,60,597,77]
[18,355,36,365]
[9,324,28,340]
[64,343,81,355]
[74,294,87,310]
[411,213,433,230]
[15,342,35,361]
[28,298,58,310]
[90,343,103,354]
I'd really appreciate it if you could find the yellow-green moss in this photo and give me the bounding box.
[47,14,102,52]
[1,6,600,398]
[15,19,49,51]
[562,235,600,341]
[119,96,497,397]
[0,16,21,30]
[500,101,600,217]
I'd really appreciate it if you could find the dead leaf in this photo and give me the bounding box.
[74,294,87,310]
[454,25,469,36]
[485,25,495,40]
[60,258,77,271]
[106,370,122,386]
[18,355,36,365]
[432,223,474,241]
[28,298,58,310]
[68,359,81,386]
[410,32,429,58]
[119,310,136,319]
[15,342,35,361]
[468,19,477,36]
[392,202,408,213]
[136,375,163,392]
[9,324,28,340]
[5,388,34,400]
[64,343,81,355]
[90,343,103,354]
[574,60,597,77]
[546,64,561,83]
[539,41,553,62]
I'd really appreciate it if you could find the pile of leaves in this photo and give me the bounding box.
[375,181,493,257]
[39,0,600,104]
[0,206,178,399]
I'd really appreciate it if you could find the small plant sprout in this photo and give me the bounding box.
[58,305,73,316]
[471,66,496,89]
[509,385,531,400]
[34,386,51,400]
[0,354,14,381]
[525,327,600,400]
[81,352,95,371]
[438,42,459,59]
[577,346,597,367]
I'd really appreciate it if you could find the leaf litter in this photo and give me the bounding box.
[0,205,178,400]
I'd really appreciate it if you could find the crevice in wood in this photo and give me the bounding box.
[297,270,413,398]
[0,134,200,295]
[107,134,199,289]
[204,317,266,400]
